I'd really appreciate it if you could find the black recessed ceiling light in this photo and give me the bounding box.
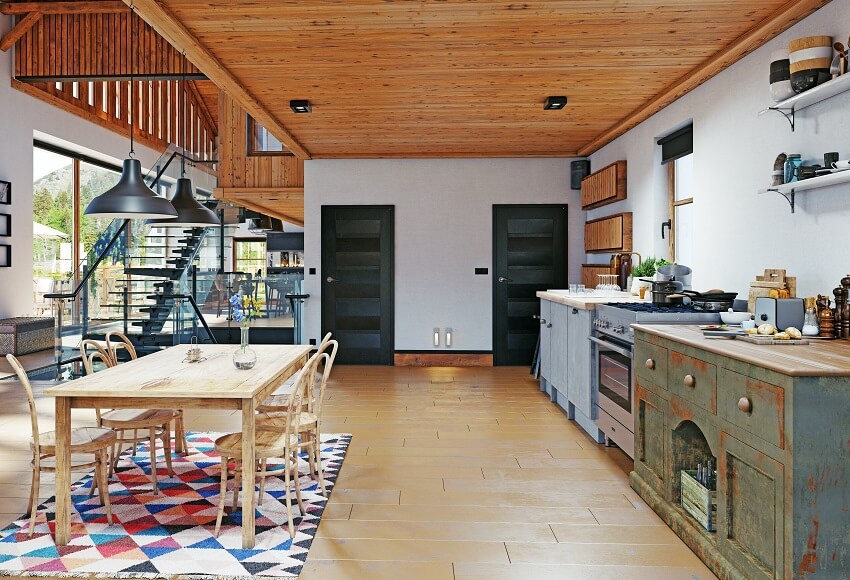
[290,99,312,113]
[544,96,568,110]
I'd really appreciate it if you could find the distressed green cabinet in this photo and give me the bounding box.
[632,326,850,580]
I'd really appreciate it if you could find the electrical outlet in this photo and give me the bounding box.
[309,267,316,275]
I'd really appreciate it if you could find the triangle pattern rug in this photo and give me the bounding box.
[0,432,352,579]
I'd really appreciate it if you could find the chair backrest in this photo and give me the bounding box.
[308,339,338,423]
[105,331,137,364]
[283,350,326,456]
[6,354,41,456]
[80,340,115,375]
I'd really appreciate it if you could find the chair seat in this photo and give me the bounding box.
[100,408,175,429]
[36,427,117,454]
[214,431,299,459]
[256,411,317,432]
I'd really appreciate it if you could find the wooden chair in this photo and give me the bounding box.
[213,350,321,538]
[80,339,175,495]
[6,353,116,536]
[105,331,188,454]
[256,336,338,495]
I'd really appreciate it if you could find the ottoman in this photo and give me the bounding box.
[0,317,55,355]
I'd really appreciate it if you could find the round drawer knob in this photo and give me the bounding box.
[737,397,752,414]
[645,358,655,370]
[683,374,696,388]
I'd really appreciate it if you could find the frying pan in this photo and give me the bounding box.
[681,289,739,301]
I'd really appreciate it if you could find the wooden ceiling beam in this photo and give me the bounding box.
[0,1,126,14]
[127,0,311,160]
[0,11,40,52]
[577,0,832,156]
[214,188,305,227]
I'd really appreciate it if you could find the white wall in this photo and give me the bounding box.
[0,14,170,318]
[588,0,850,298]
[304,158,580,351]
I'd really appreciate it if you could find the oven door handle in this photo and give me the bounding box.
[588,336,632,358]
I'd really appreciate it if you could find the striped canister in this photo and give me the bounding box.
[769,49,795,102]
[788,36,833,93]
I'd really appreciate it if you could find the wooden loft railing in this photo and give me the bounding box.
[1,4,217,162]
[14,78,217,163]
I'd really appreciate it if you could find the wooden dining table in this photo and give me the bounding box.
[45,343,312,549]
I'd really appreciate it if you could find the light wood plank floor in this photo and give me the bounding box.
[0,365,718,579]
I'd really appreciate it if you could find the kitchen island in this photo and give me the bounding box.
[632,324,850,580]
[536,291,643,443]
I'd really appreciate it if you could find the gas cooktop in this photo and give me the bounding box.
[594,302,721,342]
[604,303,705,314]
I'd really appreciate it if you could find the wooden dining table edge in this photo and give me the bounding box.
[49,344,311,548]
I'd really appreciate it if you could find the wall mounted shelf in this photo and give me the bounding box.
[758,74,850,131]
[757,169,850,213]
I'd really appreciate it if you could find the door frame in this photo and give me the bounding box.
[320,204,395,365]
[491,203,569,366]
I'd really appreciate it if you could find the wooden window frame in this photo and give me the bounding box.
[246,115,293,157]
[667,160,693,262]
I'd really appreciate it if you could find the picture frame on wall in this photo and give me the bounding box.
[0,213,9,237]
[0,244,9,267]
[0,181,9,205]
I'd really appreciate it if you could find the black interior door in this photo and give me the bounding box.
[321,206,394,365]
[493,204,568,366]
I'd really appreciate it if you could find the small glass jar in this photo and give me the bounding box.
[802,306,819,336]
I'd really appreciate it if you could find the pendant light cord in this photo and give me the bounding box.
[129,3,136,158]
[181,51,187,177]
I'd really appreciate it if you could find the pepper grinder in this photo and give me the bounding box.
[818,294,835,338]
[842,276,850,339]
[833,287,844,339]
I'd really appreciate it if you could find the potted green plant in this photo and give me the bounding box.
[630,257,668,295]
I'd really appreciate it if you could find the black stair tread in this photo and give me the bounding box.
[124,267,183,277]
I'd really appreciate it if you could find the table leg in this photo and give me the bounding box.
[55,396,71,545]
[241,398,256,549]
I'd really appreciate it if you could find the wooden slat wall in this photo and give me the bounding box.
[19,77,216,161]
[584,212,633,253]
[13,11,203,80]
[216,92,305,225]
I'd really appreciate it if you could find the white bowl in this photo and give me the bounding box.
[720,310,753,325]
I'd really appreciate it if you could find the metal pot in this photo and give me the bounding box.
[652,291,686,306]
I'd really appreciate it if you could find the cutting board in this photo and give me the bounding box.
[748,268,796,312]
[737,335,809,345]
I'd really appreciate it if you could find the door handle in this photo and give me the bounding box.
[326,276,340,283]
[498,276,513,283]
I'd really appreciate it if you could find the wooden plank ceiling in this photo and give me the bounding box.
[126,0,828,159]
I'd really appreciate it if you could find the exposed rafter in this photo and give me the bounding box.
[127,0,310,160]
[0,11,40,52]
[0,1,126,14]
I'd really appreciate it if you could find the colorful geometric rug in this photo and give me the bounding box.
[0,432,351,579]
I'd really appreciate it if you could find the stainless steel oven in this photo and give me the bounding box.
[589,333,634,457]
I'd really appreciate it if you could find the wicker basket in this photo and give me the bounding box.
[0,317,55,355]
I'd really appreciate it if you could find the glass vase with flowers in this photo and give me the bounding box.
[230,293,263,369]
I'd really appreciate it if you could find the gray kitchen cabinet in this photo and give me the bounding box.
[539,299,552,387]
[566,306,592,416]
[549,301,571,398]
[632,324,850,580]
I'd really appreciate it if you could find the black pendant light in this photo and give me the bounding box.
[148,52,220,227]
[85,6,176,220]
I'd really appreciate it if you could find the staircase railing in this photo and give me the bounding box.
[43,146,217,351]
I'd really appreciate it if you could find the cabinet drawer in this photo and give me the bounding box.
[669,350,717,414]
[635,384,666,494]
[718,368,785,450]
[635,340,668,389]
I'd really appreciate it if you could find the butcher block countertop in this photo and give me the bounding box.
[633,323,850,377]
[537,290,645,310]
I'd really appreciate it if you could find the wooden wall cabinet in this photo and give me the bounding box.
[581,160,627,209]
[580,264,612,289]
[584,212,632,253]
[632,329,850,580]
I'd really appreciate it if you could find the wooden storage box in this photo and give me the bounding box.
[584,212,632,253]
[0,317,54,355]
[581,160,627,209]
[681,469,717,532]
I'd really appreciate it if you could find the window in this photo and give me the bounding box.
[668,153,694,265]
[233,239,266,277]
[246,115,292,156]
[658,124,694,264]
